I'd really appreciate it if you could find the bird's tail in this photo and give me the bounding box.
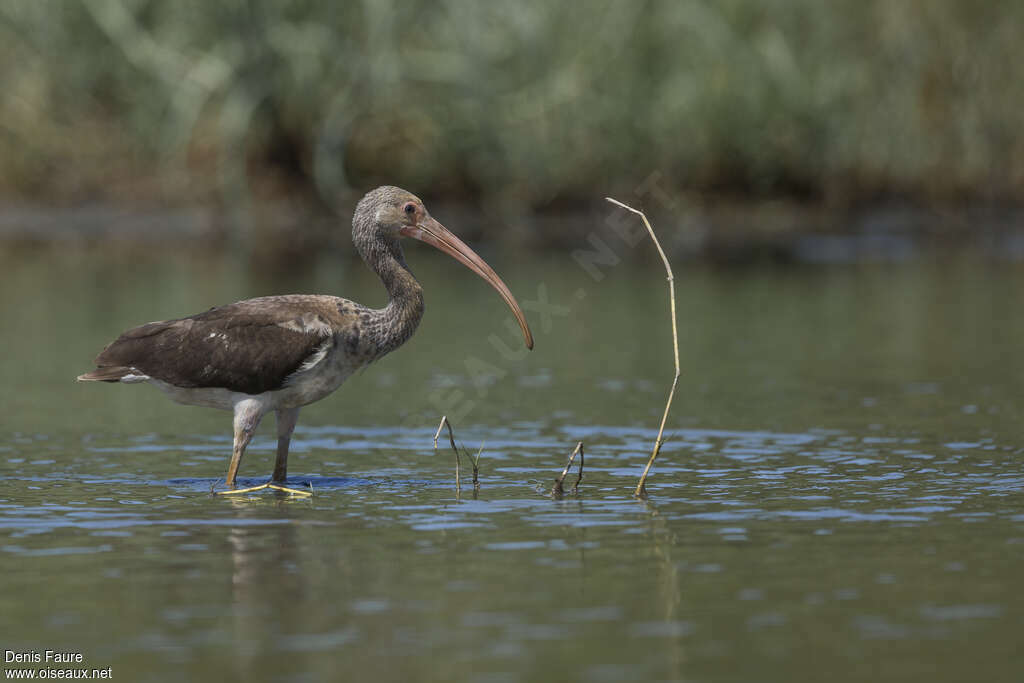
[76,366,146,383]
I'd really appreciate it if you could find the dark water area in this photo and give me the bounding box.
[1,243,1023,681]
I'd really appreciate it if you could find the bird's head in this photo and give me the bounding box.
[354,186,534,350]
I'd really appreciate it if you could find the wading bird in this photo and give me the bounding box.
[78,186,534,493]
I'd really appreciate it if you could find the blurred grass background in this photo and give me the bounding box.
[1,0,1022,254]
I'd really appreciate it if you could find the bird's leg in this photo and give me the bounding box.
[224,398,266,488]
[272,406,300,483]
[216,400,309,497]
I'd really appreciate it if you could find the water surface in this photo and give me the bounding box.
[2,247,1023,681]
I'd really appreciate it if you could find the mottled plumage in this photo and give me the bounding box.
[90,297,343,395]
[78,186,531,489]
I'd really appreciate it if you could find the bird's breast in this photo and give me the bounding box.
[276,332,377,408]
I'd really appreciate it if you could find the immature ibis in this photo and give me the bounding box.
[78,186,534,492]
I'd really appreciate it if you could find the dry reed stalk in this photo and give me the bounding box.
[605,197,680,497]
[551,441,584,496]
[471,442,483,488]
[433,415,461,491]
[433,415,482,491]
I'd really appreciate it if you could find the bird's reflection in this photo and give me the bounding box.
[221,498,348,678]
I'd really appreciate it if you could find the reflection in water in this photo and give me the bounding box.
[641,499,686,680]
[227,518,299,675]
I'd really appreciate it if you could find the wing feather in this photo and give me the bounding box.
[91,296,358,395]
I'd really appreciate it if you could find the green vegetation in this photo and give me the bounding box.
[2,1,1022,213]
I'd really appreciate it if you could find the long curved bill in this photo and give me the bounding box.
[401,216,534,350]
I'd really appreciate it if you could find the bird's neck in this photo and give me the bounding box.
[363,238,425,356]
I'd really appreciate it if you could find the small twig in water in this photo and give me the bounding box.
[605,197,680,498]
[551,441,584,497]
[471,441,484,488]
[572,445,584,495]
[434,415,460,491]
[434,416,483,491]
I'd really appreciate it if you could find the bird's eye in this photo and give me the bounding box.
[403,203,416,215]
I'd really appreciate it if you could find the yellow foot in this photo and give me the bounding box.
[213,481,313,496]
[268,482,313,496]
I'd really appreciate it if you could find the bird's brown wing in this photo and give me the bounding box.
[91,296,359,395]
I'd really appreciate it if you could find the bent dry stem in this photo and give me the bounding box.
[551,441,584,497]
[433,415,482,491]
[605,197,680,498]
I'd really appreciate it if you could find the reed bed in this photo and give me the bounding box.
[2,1,1022,218]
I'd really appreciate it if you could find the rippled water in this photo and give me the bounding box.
[2,248,1023,681]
